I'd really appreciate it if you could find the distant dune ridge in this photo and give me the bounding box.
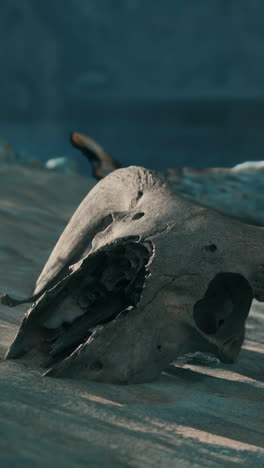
[0,164,263,467]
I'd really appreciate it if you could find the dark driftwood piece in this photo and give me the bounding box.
[1,166,264,383]
[70,132,121,180]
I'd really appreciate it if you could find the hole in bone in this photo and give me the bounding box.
[131,212,145,221]
[40,241,153,367]
[137,190,143,198]
[204,244,217,252]
[90,360,103,371]
[193,272,253,336]
[44,294,84,328]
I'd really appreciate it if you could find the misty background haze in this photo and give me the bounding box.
[1,0,264,174]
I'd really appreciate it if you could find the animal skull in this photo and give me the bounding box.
[2,166,264,383]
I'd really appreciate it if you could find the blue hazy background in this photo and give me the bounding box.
[1,0,264,174]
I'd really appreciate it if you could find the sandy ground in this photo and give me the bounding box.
[0,166,263,467]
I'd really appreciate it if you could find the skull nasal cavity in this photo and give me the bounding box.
[132,212,145,221]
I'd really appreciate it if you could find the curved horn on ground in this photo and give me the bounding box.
[70,132,121,180]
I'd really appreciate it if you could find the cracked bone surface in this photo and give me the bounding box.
[3,166,264,383]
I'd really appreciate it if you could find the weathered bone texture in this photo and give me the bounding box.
[2,166,264,383]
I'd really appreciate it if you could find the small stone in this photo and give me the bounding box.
[45,156,78,174]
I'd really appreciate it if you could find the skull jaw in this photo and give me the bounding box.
[42,314,173,384]
[43,311,229,384]
[6,298,243,384]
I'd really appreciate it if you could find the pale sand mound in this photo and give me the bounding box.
[0,166,263,468]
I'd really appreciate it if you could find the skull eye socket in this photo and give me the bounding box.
[193,272,253,335]
[132,212,145,221]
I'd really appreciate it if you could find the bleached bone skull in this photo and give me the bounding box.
[3,166,264,383]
